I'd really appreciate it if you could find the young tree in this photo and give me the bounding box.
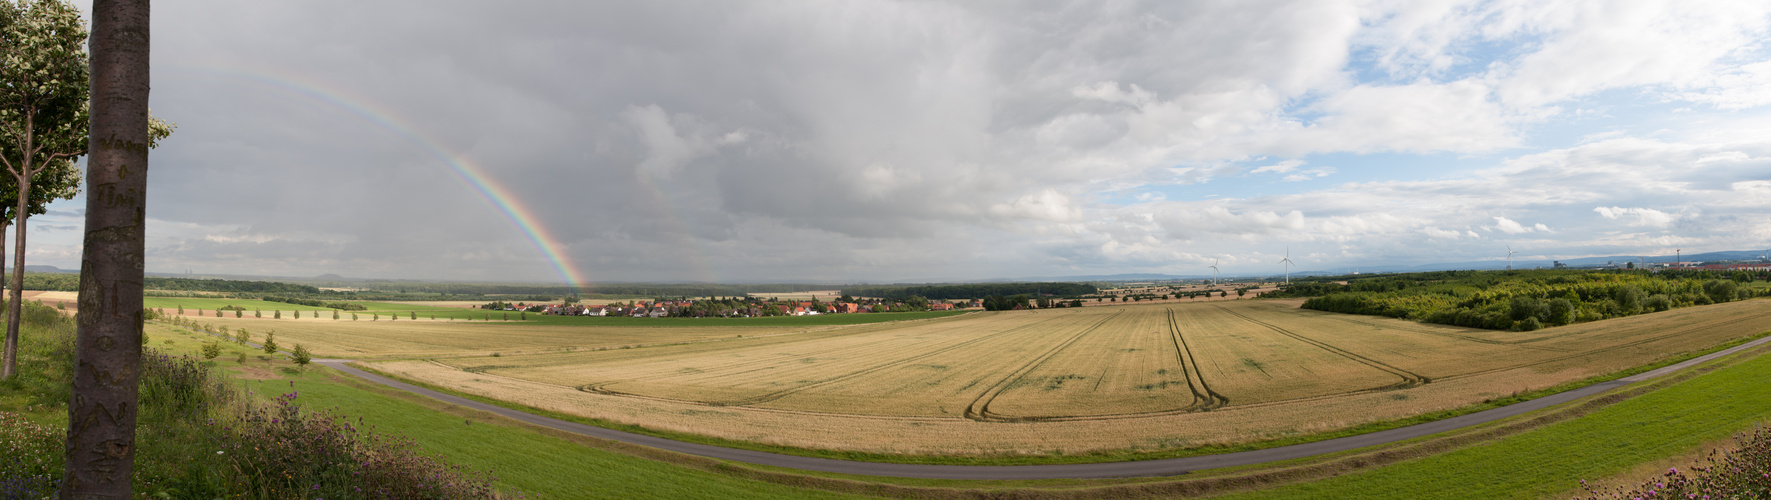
[261,332,278,354]
[273,310,280,319]
[254,308,261,318]
[291,344,311,368]
[200,342,220,361]
[234,328,248,345]
[411,311,417,320]
[333,309,339,320]
[0,0,172,380]
[62,0,150,493]
[176,305,183,314]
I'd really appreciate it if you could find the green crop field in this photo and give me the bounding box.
[350,298,1771,456]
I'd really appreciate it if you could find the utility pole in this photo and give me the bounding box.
[64,0,151,497]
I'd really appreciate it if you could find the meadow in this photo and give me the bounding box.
[356,298,1771,456]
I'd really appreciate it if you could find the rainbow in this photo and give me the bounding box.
[173,66,588,288]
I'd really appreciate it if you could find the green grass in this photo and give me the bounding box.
[240,371,872,499]
[143,296,968,326]
[129,322,871,499]
[142,297,467,313]
[1211,346,1771,500]
[398,309,967,326]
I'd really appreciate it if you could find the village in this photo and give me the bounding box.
[482,295,965,318]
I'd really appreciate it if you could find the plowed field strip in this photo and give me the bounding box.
[963,311,1129,422]
[1168,308,1228,410]
[1215,305,1428,388]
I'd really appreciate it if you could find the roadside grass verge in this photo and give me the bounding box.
[351,330,1771,467]
[141,322,872,500]
[1206,342,1771,500]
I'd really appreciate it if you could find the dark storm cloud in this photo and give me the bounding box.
[26,0,1763,281]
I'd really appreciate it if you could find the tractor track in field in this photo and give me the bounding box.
[963,310,1131,422]
[1167,308,1229,411]
[316,333,1771,480]
[1214,305,1430,390]
[579,313,1102,407]
[709,314,1101,406]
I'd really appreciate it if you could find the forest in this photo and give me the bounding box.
[1268,269,1769,330]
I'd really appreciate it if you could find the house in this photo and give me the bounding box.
[929,303,954,311]
[584,306,608,317]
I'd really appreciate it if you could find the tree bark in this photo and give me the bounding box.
[0,218,9,378]
[5,137,33,378]
[63,0,149,497]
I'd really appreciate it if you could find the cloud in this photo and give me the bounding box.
[20,0,1759,282]
[1593,206,1679,228]
[1251,159,1306,174]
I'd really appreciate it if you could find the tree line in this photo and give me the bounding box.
[17,273,322,295]
[1275,269,1769,331]
[841,282,1098,301]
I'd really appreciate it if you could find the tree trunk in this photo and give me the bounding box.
[5,161,32,379]
[0,218,9,378]
[63,0,150,497]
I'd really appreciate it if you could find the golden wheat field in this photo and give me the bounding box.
[346,299,1771,454]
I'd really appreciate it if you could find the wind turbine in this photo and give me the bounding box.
[1278,247,1295,285]
[1209,259,1220,287]
[1507,245,1516,271]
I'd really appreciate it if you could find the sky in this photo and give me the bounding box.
[24,0,1771,284]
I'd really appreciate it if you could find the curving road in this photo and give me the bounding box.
[312,333,1771,480]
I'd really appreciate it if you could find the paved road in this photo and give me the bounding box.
[313,335,1769,480]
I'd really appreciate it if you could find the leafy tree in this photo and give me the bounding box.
[176,305,183,314]
[291,309,299,319]
[410,311,416,320]
[234,309,241,318]
[254,308,261,318]
[0,0,172,381]
[200,342,220,361]
[261,332,278,354]
[234,328,248,345]
[273,310,280,319]
[351,312,358,321]
[291,344,311,368]
[332,309,339,320]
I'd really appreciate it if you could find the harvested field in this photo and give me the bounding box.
[193,317,806,359]
[350,298,1771,455]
